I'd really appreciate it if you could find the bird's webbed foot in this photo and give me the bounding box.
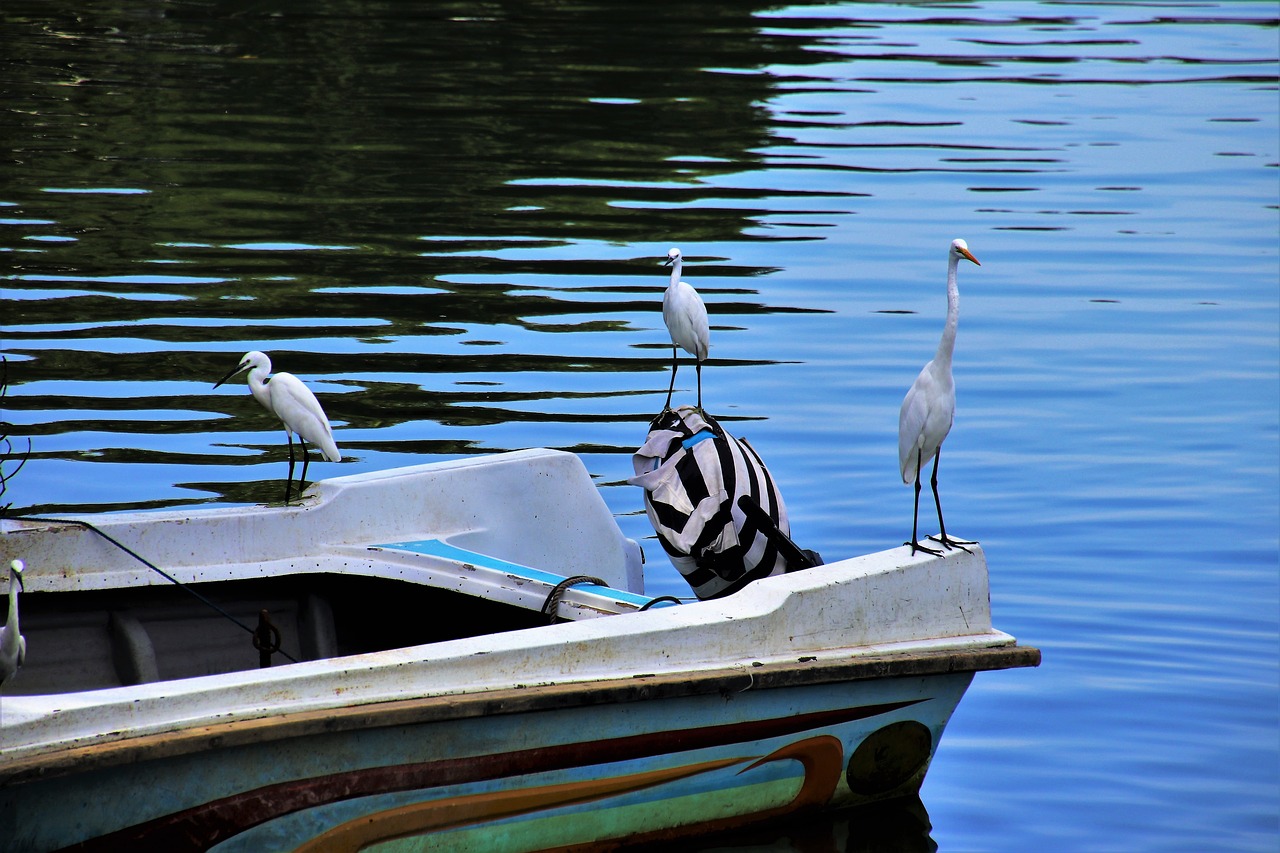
[928,534,975,553]
[905,539,944,557]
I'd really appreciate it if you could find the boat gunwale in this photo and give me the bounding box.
[1,642,1039,788]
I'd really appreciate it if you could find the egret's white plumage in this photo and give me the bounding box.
[215,351,340,503]
[1,559,26,689]
[661,247,710,410]
[898,238,981,556]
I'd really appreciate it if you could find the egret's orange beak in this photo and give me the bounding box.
[959,247,980,266]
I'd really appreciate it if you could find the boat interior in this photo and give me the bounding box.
[9,571,562,696]
[0,452,666,697]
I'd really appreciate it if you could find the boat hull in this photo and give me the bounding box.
[1,659,1013,852]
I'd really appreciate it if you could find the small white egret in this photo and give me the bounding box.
[661,247,710,411]
[214,351,341,504]
[1,559,26,689]
[898,238,981,556]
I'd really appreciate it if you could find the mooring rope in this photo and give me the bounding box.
[8,515,298,663]
[540,575,607,624]
[638,595,684,611]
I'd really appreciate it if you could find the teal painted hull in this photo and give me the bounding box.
[4,672,975,852]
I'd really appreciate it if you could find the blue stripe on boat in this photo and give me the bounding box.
[373,539,674,608]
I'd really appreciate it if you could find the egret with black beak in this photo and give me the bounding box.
[661,247,710,411]
[215,351,341,504]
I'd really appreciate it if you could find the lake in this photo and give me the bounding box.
[2,2,1277,850]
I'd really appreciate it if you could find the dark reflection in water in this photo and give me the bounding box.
[2,0,855,510]
[656,798,937,853]
[1,0,817,247]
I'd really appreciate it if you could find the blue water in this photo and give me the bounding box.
[2,3,1277,850]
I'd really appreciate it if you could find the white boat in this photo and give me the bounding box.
[0,448,1038,852]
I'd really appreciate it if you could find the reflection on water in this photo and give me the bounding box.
[659,798,937,853]
[2,0,850,515]
[4,5,791,496]
[2,2,1277,851]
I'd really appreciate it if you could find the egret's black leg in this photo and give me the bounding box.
[299,440,311,492]
[284,433,296,505]
[664,344,678,410]
[906,449,942,556]
[927,448,975,552]
[695,360,703,412]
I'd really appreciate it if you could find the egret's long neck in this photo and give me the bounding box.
[246,368,272,410]
[934,253,961,368]
[669,258,682,289]
[4,576,19,637]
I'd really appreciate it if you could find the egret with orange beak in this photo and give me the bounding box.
[898,238,981,556]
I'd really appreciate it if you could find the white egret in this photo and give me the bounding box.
[898,238,981,556]
[661,247,710,411]
[214,351,341,504]
[1,559,25,689]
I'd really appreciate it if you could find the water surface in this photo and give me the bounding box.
[2,3,1277,851]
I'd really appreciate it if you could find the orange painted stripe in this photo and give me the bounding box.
[59,700,922,852]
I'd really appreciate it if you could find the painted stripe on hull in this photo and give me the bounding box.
[298,736,847,851]
[58,700,923,852]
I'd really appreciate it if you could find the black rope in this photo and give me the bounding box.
[540,575,606,624]
[639,595,684,611]
[9,515,298,663]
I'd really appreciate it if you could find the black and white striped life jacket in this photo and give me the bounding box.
[629,407,799,600]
